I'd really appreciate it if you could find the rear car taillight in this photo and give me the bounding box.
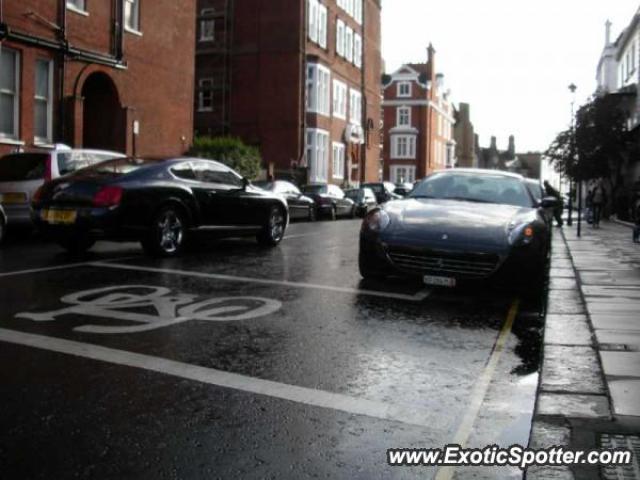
[32,186,45,204]
[93,186,123,207]
[44,154,52,182]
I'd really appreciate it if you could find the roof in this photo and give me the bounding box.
[434,168,524,179]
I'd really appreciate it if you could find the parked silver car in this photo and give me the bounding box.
[0,145,125,227]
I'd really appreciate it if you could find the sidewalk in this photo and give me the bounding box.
[527,220,640,480]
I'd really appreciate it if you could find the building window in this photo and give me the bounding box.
[34,59,53,144]
[390,165,416,184]
[198,78,214,112]
[306,63,331,116]
[306,128,329,183]
[349,89,361,125]
[124,0,140,32]
[397,106,410,127]
[332,142,345,179]
[391,135,416,159]
[308,0,327,48]
[332,80,347,119]
[353,34,362,68]
[345,27,353,63]
[354,0,363,24]
[66,0,86,13]
[336,19,345,57]
[200,9,215,42]
[398,81,411,97]
[0,48,19,140]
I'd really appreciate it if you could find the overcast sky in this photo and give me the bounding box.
[381,1,639,153]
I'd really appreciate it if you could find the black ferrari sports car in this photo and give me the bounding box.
[31,157,289,256]
[359,169,558,288]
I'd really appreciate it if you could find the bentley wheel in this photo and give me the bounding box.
[257,205,286,246]
[358,250,387,280]
[143,206,186,257]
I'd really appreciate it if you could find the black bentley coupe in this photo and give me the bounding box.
[359,169,557,288]
[31,157,289,256]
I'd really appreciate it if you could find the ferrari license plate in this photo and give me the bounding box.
[42,209,77,225]
[423,275,456,287]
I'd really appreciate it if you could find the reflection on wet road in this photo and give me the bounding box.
[0,220,545,479]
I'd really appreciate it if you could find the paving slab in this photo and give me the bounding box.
[582,285,640,299]
[537,393,610,419]
[546,289,586,315]
[607,379,640,416]
[544,315,592,346]
[584,299,640,313]
[579,271,640,286]
[541,345,606,394]
[548,278,579,291]
[590,314,640,331]
[600,351,640,378]
[595,330,640,351]
[549,268,577,279]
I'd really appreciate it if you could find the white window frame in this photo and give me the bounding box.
[34,59,54,144]
[390,165,416,184]
[198,78,214,112]
[397,81,412,97]
[332,79,347,120]
[306,63,331,116]
[199,9,215,42]
[397,106,411,127]
[353,33,362,68]
[349,88,362,125]
[345,27,353,63]
[391,135,416,159]
[336,19,345,57]
[354,0,363,24]
[306,128,329,183]
[0,47,20,141]
[332,142,345,180]
[124,0,141,33]
[66,0,87,14]
[317,3,327,48]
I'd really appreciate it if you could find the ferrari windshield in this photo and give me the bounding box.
[410,172,533,208]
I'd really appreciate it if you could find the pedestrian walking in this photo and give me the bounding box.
[591,181,607,229]
[543,181,563,227]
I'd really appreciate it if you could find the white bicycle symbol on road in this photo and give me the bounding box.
[16,285,282,334]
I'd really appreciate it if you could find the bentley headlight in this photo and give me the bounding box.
[363,209,390,232]
[508,223,534,246]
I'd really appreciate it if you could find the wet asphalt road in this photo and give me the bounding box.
[0,219,545,479]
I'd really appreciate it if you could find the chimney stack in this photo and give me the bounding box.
[427,43,436,84]
[605,20,612,46]
[490,136,497,150]
[508,135,515,156]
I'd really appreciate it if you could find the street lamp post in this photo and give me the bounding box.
[567,83,577,228]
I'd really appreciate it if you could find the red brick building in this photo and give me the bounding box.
[0,0,195,157]
[194,0,381,185]
[381,45,456,183]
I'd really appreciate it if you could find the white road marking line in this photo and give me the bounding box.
[434,298,520,480]
[0,256,140,279]
[282,233,316,240]
[89,262,432,302]
[0,328,443,430]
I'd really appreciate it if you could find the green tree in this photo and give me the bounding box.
[188,136,262,179]
[546,94,633,195]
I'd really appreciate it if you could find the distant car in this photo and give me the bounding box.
[359,169,557,289]
[31,157,289,256]
[0,201,6,244]
[361,182,401,204]
[0,145,125,228]
[301,183,356,220]
[393,182,414,197]
[254,180,316,221]
[344,187,377,217]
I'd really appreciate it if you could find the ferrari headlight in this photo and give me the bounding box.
[508,223,534,246]
[363,209,390,232]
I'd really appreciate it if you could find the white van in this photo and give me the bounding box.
[0,144,125,227]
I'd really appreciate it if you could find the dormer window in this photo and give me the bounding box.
[397,81,411,97]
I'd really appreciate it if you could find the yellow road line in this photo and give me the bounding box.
[434,298,520,480]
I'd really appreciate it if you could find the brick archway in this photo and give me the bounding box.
[80,72,126,152]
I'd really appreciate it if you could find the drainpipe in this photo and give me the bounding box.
[58,0,67,144]
[359,1,367,184]
[299,0,307,183]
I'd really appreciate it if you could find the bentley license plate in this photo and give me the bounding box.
[423,275,456,287]
[42,209,77,225]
